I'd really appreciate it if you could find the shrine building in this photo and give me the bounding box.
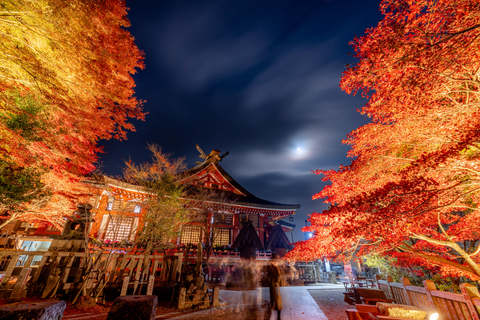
[1,150,298,258]
[86,152,298,252]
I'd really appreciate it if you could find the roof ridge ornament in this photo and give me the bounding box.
[195,144,229,165]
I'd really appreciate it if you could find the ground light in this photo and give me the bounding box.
[429,312,439,320]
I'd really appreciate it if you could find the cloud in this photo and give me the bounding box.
[244,41,343,114]
[235,170,329,241]
[225,149,312,178]
[154,4,272,90]
[101,0,380,243]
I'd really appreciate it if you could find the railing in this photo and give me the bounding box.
[0,249,183,300]
[377,278,480,320]
[185,248,273,261]
[0,246,275,299]
[295,261,322,283]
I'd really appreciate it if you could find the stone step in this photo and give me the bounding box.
[155,311,184,319]
[63,312,108,320]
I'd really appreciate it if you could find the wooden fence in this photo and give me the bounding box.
[295,261,322,283]
[0,249,183,300]
[378,278,480,320]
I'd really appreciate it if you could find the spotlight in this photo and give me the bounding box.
[429,312,439,320]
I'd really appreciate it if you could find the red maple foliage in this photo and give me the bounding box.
[0,0,144,229]
[288,0,480,280]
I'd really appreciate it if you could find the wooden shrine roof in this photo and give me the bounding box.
[179,160,299,214]
[84,157,299,217]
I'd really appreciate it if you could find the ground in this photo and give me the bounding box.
[63,284,348,319]
[168,284,347,320]
[308,287,350,320]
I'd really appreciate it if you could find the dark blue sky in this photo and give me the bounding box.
[100,0,382,241]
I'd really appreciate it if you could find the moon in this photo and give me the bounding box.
[292,145,308,160]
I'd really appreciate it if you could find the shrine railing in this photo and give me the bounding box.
[377,278,480,320]
[0,249,183,300]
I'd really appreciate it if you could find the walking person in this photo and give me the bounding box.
[264,256,283,320]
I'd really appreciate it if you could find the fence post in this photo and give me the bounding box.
[375,274,381,289]
[423,280,437,309]
[146,275,155,296]
[460,283,480,320]
[133,257,144,295]
[1,254,18,285]
[121,276,129,296]
[175,253,183,282]
[312,262,318,283]
[62,254,76,284]
[402,277,412,305]
[213,286,220,307]
[386,276,394,302]
[10,267,31,299]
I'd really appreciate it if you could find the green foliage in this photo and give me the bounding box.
[363,254,476,292]
[364,254,415,283]
[123,145,192,250]
[431,274,461,293]
[1,91,46,141]
[139,180,190,249]
[0,159,47,209]
[460,142,480,160]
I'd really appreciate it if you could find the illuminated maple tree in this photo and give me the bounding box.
[288,0,480,280]
[0,0,144,229]
[122,145,191,251]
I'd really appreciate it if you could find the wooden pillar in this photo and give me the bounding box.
[423,280,437,309]
[258,215,265,246]
[232,214,239,242]
[206,211,214,246]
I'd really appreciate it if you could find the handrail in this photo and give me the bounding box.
[376,278,480,320]
[430,289,466,302]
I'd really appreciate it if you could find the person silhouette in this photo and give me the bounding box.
[264,255,283,320]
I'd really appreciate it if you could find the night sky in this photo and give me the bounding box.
[99,0,382,241]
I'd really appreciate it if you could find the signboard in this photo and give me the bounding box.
[344,263,354,282]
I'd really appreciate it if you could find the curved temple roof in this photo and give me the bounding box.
[85,155,299,217]
[180,160,300,212]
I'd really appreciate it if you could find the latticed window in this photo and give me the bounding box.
[104,216,134,242]
[213,228,231,247]
[214,213,233,225]
[180,225,203,245]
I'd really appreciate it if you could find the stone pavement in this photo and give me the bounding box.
[275,286,329,320]
[307,285,350,320]
[62,284,346,319]
[63,312,107,320]
[171,284,345,319]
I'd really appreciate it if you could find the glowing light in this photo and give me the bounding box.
[429,313,439,320]
[291,145,309,160]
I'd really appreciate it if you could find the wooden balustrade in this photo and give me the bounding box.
[377,278,480,320]
[0,249,183,300]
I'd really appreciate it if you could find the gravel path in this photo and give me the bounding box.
[171,286,342,319]
[308,288,349,320]
[62,286,348,319]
